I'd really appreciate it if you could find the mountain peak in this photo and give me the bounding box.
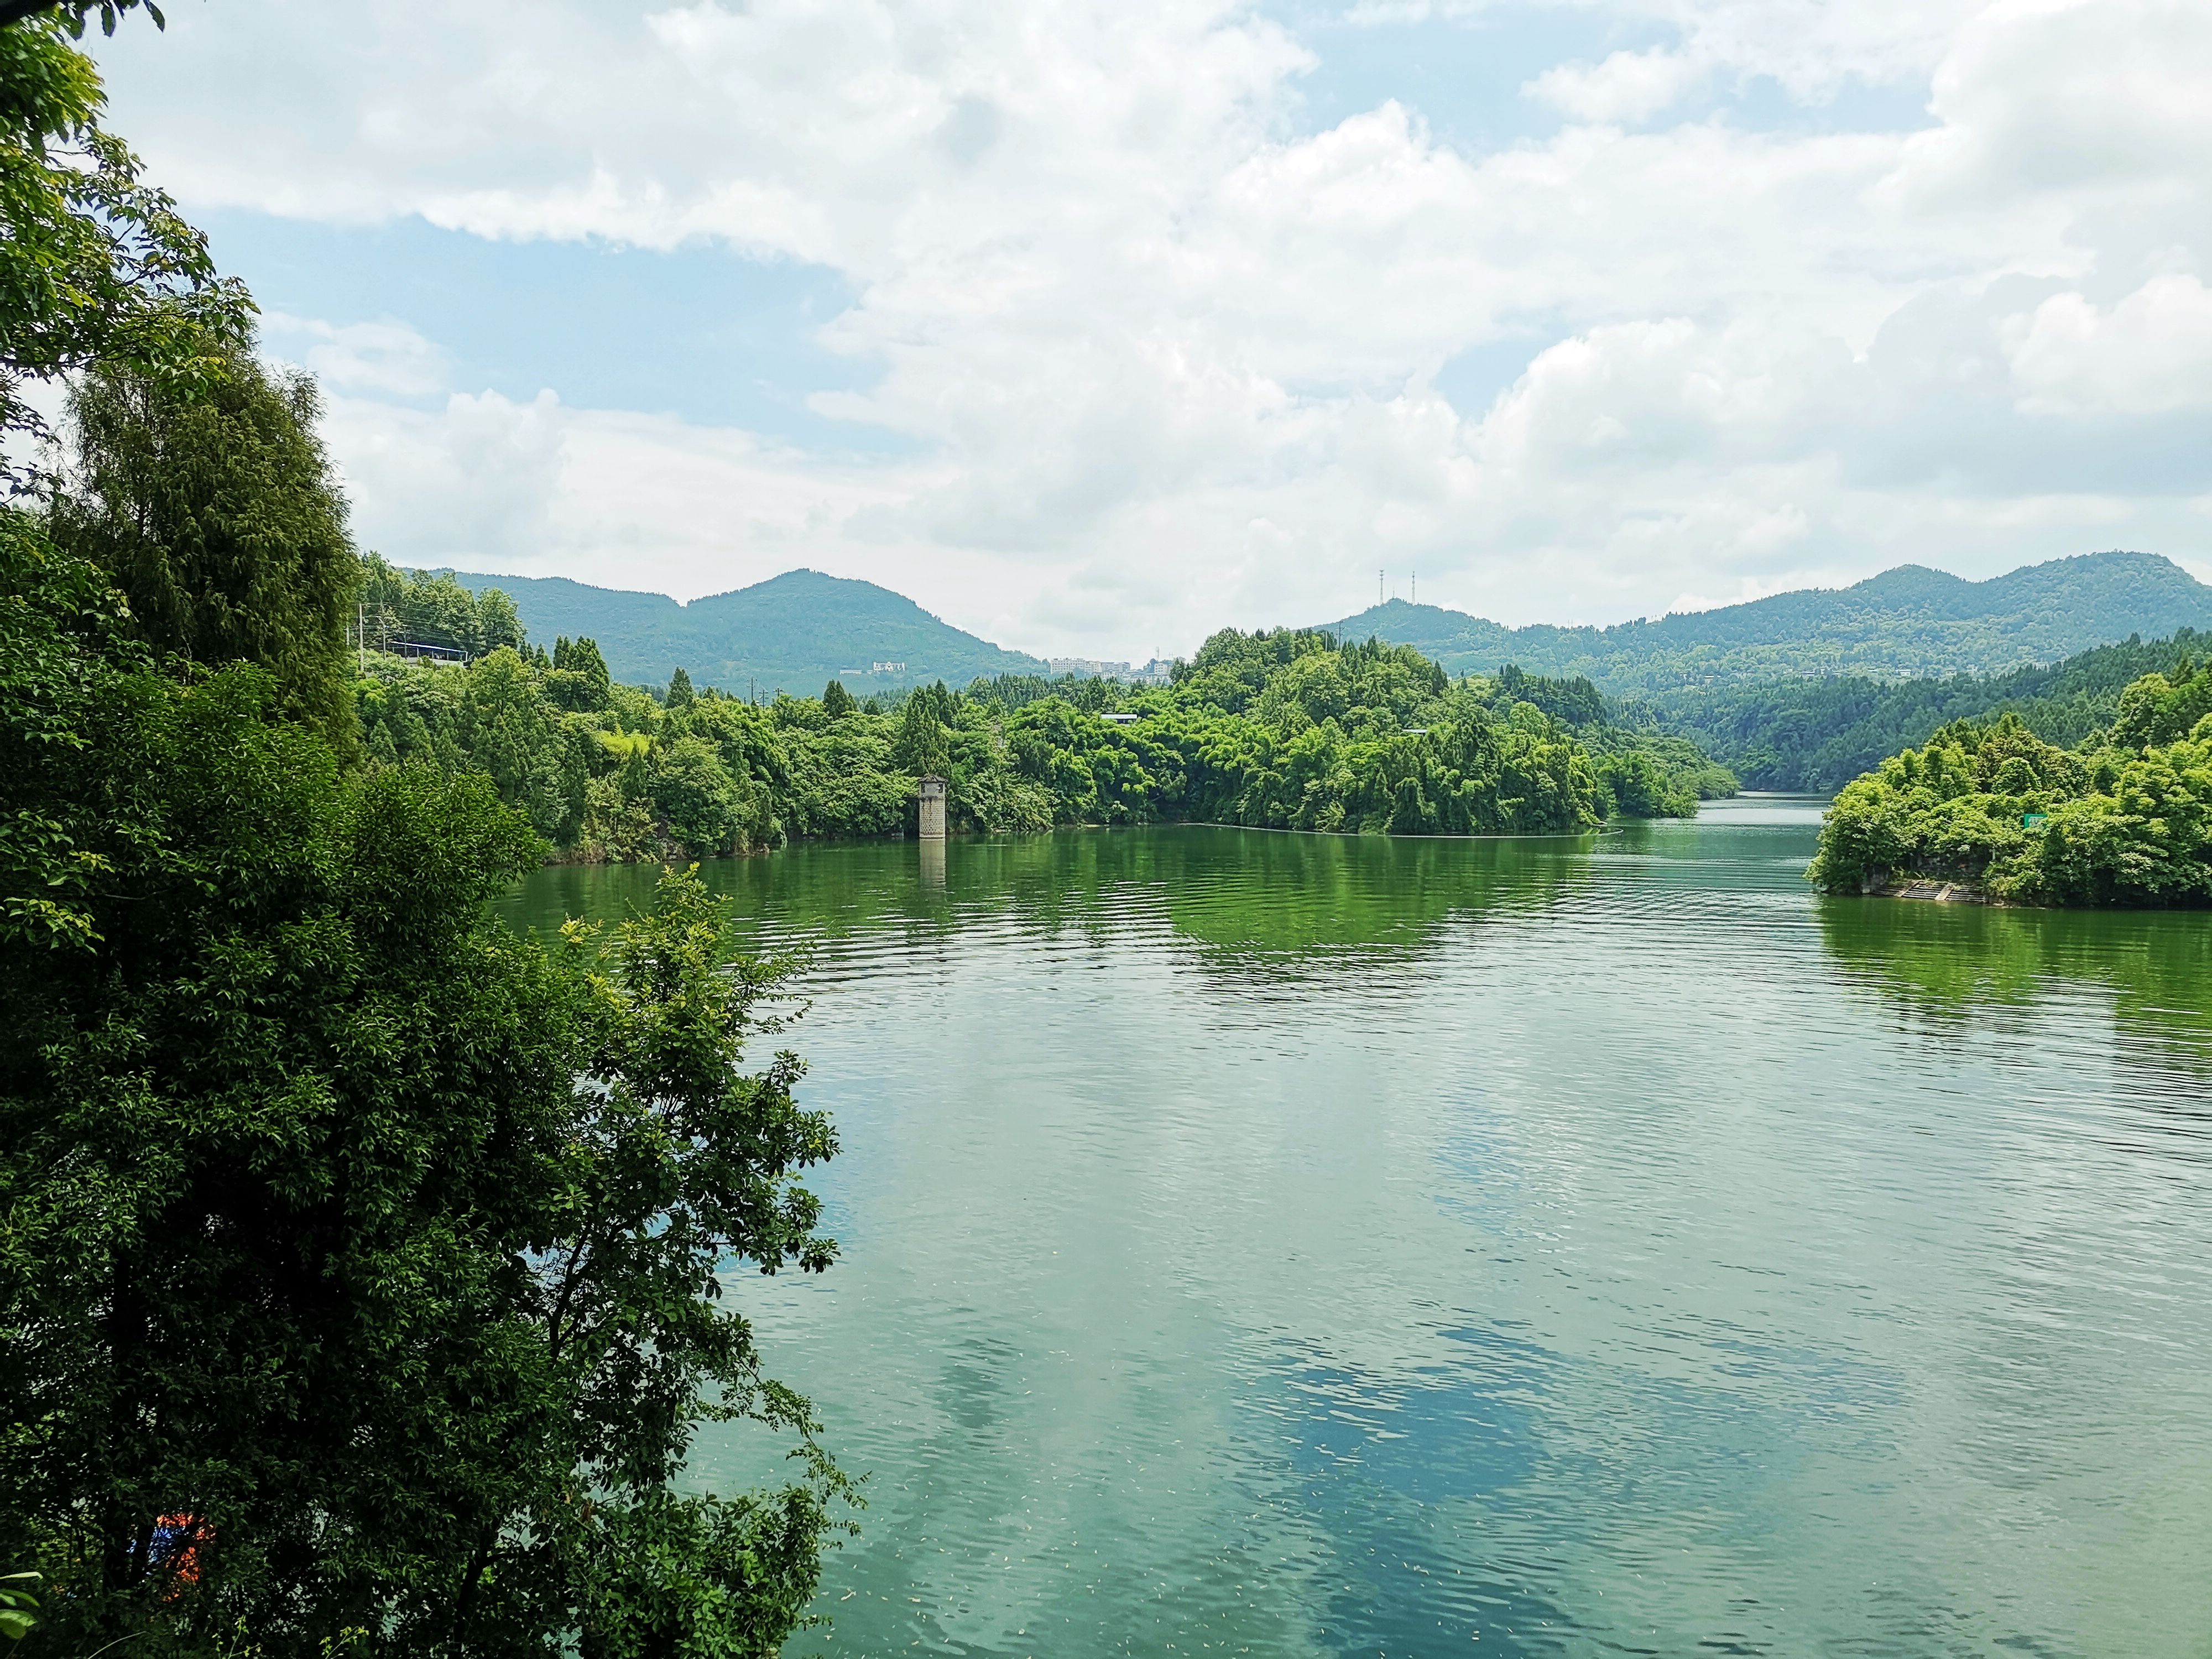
[453,566,1042,691]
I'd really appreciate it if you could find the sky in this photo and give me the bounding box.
[81,0,2212,662]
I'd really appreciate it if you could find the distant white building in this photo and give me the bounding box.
[1049,656,1176,685]
[872,661,907,673]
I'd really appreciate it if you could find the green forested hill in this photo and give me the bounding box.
[1651,630,2207,793]
[450,566,1048,691]
[1322,552,2212,697]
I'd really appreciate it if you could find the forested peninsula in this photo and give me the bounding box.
[357,561,1733,860]
[1810,661,2212,906]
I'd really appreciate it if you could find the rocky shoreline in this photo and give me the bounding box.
[1861,875,1991,904]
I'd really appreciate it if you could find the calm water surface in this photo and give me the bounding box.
[497,801,2212,1658]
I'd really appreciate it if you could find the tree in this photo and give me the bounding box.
[476,585,525,655]
[666,665,695,711]
[52,336,360,743]
[0,17,247,482]
[890,682,953,776]
[1,525,842,1657]
[820,678,855,719]
[549,637,612,714]
[0,551,851,1651]
[650,734,742,855]
[2,19,852,1652]
[0,507,142,950]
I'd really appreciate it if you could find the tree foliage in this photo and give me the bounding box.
[0,523,849,1657]
[0,17,247,482]
[357,553,524,661]
[53,338,359,741]
[1809,663,2212,906]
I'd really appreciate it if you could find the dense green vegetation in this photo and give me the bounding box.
[1651,629,2209,793]
[54,339,363,744]
[447,566,1050,693]
[1809,662,2212,906]
[0,6,241,480]
[1,21,846,1658]
[354,589,1731,859]
[1328,553,2212,698]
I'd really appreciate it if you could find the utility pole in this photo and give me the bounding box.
[1378,568,1384,608]
[1412,570,1417,606]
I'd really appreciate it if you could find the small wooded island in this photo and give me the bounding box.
[1811,661,2212,906]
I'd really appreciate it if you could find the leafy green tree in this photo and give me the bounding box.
[54,336,359,743]
[461,646,587,842]
[651,734,755,855]
[0,17,246,481]
[2110,659,2212,749]
[820,678,856,719]
[476,586,525,656]
[0,547,849,1651]
[666,665,695,711]
[548,635,613,714]
[890,682,952,776]
[0,507,138,949]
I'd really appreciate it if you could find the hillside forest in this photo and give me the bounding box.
[1648,629,2212,794]
[358,562,1735,862]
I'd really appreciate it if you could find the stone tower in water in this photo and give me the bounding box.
[917,775,947,841]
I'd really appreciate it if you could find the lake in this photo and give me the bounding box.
[496,800,2212,1658]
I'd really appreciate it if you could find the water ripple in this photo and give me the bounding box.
[496,813,2212,1658]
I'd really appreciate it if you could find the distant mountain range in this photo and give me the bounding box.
[453,549,2212,703]
[452,567,1046,693]
[1318,551,2212,698]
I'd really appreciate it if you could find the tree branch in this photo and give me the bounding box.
[0,1,165,34]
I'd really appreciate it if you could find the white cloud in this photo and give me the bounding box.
[79,0,2212,658]
[264,314,449,398]
[1525,50,1707,126]
[2005,276,2212,416]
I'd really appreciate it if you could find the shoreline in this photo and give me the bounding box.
[1861,875,1994,905]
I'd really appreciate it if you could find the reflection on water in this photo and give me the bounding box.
[498,806,2212,1658]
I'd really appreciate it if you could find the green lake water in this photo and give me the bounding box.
[495,800,2212,1658]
